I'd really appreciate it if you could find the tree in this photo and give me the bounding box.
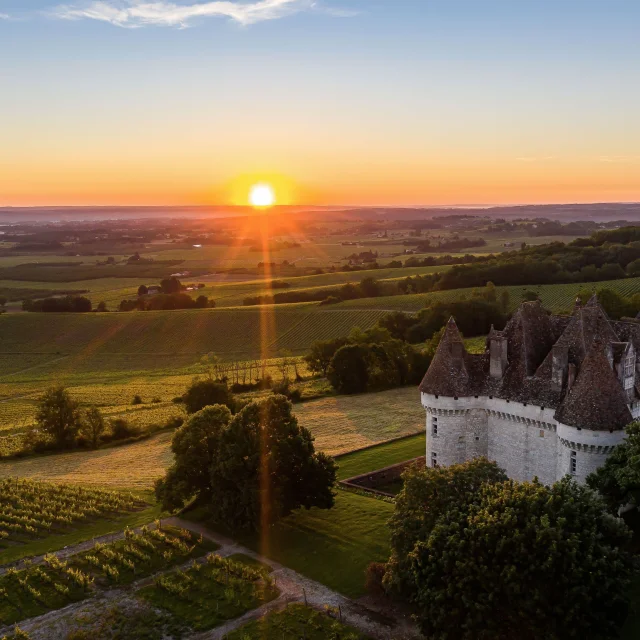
[81,406,105,448]
[155,404,232,511]
[386,462,632,640]
[137,285,148,297]
[183,379,234,414]
[327,344,369,394]
[156,396,336,532]
[588,421,640,515]
[96,301,107,312]
[385,458,507,597]
[194,295,209,308]
[304,338,349,376]
[160,276,182,294]
[0,296,7,308]
[35,387,82,448]
[359,276,381,298]
[209,395,336,531]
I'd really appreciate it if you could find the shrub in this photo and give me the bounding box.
[132,395,143,405]
[365,562,386,597]
[183,380,234,414]
[109,418,141,441]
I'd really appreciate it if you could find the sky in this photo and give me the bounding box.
[1,0,639,207]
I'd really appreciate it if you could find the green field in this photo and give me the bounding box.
[337,276,640,314]
[0,387,425,485]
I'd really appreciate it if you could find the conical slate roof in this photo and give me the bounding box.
[418,295,637,431]
[555,340,631,431]
[419,318,471,397]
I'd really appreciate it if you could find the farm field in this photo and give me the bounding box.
[225,603,372,639]
[337,276,640,314]
[138,553,278,631]
[0,387,424,487]
[0,525,216,626]
[0,262,451,310]
[0,306,387,375]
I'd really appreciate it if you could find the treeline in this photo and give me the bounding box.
[303,286,509,395]
[431,231,640,291]
[119,292,214,311]
[22,295,93,313]
[304,326,432,394]
[412,237,487,252]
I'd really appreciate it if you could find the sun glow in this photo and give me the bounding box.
[249,183,275,207]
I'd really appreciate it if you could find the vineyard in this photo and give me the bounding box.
[0,524,215,626]
[0,306,385,376]
[224,603,369,640]
[0,479,145,546]
[138,553,278,631]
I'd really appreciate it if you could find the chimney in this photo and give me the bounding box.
[489,334,508,379]
[551,344,568,390]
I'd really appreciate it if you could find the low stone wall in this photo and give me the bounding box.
[340,457,425,497]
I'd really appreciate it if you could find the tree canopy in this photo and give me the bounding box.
[385,460,632,640]
[156,395,337,532]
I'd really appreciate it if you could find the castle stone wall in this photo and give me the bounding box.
[421,393,621,484]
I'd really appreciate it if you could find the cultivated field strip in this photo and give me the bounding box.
[0,387,424,489]
[337,276,640,314]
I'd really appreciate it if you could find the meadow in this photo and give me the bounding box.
[0,387,425,488]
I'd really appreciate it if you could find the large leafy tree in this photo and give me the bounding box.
[35,387,83,448]
[387,461,632,640]
[156,396,336,532]
[588,421,640,515]
[210,395,337,531]
[155,404,232,512]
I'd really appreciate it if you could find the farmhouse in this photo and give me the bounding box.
[420,295,639,484]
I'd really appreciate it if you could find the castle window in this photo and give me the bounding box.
[570,451,577,476]
[539,430,544,438]
[431,452,438,467]
[625,376,634,390]
[432,417,438,436]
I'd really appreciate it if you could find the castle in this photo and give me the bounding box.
[419,295,639,484]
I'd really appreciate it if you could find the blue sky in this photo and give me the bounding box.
[1,1,639,206]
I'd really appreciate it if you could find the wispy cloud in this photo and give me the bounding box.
[49,0,352,28]
[597,155,640,163]
[0,13,10,20]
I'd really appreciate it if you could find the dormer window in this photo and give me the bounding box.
[625,355,635,378]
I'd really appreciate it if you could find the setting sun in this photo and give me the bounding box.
[249,183,275,207]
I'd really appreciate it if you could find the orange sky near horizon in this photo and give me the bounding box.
[2,156,639,207]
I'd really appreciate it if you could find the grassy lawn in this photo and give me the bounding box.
[138,554,278,631]
[186,490,393,599]
[336,433,425,480]
[224,603,372,639]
